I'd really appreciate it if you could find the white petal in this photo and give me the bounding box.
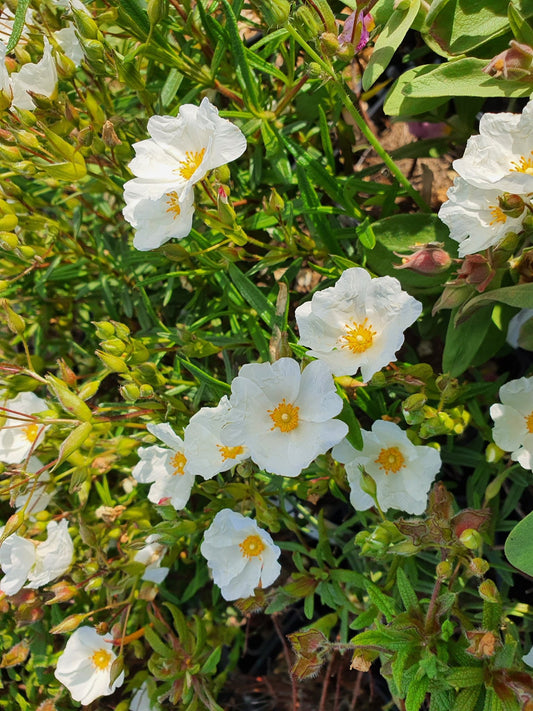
[11,38,57,110]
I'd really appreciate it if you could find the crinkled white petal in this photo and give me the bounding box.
[147,468,195,510]
[54,626,124,705]
[295,268,422,380]
[11,38,58,110]
[132,445,173,484]
[184,397,248,479]
[0,532,37,596]
[123,182,195,250]
[507,309,533,349]
[134,537,169,584]
[200,509,281,601]
[223,357,347,477]
[146,423,184,451]
[0,391,48,464]
[438,178,526,256]
[14,458,53,517]
[26,520,74,588]
[54,23,84,65]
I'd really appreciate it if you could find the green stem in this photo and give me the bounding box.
[285,23,430,212]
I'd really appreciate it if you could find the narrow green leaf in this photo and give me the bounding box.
[457,283,533,325]
[175,356,231,395]
[6,0,30,52]
[118,0,150,36]
[144,625,172,658]
[405,673,429,711]
[447,666,485,688]
[201,646,222,675]
[336,386,363,451]
[228,263,275,328]
[295,164,337,252]
[220,0,259,109]
[451,686,482,711]
[396,567,420,612]
[509,3,533,45]
[363,0,421,90]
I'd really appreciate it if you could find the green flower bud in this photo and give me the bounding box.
[96,350,129,373]
[0,232,18,249]
[478,579,500,603]
[248,0,290,26]
[459,528,482,550]
[293,6,323,39]
[1,298,25,335]
[120,383,140,401]
[101,337,126,357]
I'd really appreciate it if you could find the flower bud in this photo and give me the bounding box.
[359,469,377,499]
[308,0,337,33]
[483,41,533,81]
[498,192,525,218]
[436,561,452,579]
[478,579,500,603]
[265,188,284,214]
[455,254,496,293]
[432,282,474,315]
[394,242,452,275]
[101,337,126,357]
[1,298,25,335]
[96,350,129,373]
[101,120,121,147]
[139,384,154,398]
[217,187,237,226]
[320,32,340,57]
[293,6,323,39]
[0,511,25,544]
[0,144,23,162]
[147,0,167,26]
[470,557,490,577]
[50,612,90,634]
[93,320,115,339]
[76,126,94,147]
[77,380,101,401]
[459,528,482,550]
[0,214,18,231]
[72,9,103,40]
[485,442,505,464]
[247,0,290,26]
[120,383,140,401]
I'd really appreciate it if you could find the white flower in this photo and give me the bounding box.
[332,420,441,514]
[490,376,533,470]
[184,396,248,479]
[9,38,58,110]
[295,268,422,382]
[132,423,195,510]
[0,391,48,464]
[133,534,169,584]
[130,681,161,711]
[452,100,533,194]
[14,457,53,517]
[438,177,527,257]
[123,97,247,249]
[54,626,124,705]
[222,358,347,478]
[0,520,73,595]
[506,308,533,349]
[523,646,533,668]
[54,24,84,66]
[123,183,195,251]
[200,509,281,600]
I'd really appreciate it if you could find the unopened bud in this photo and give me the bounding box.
[499,192,525,218]
[72,8,103,40]
[459,528,482,550]
[247,0,290,26]
[0,511,25,544]
[266,188,284,214]
[0,144,23,162]
[45,581,78,604]
[483,41,533,81]
[147,0,167,25]
[436,561,452,579]
[50,612,90,634]
[96,350,129,373]
[359,469,377,499]
[101,337,126,357]
[1,299,25,335]
[0,214,18,231]
[101,120,121,147]
[394,242,452,275]
[217,187,237,226]
[120,383,140,401]
[470,557,490,577]
[76,126,94,147]
[94,320,115,339]
[139,383,154,398]
[293,6,323,39]
[320,32,340,57]
[478,579,500,603]
[0,232,18,249]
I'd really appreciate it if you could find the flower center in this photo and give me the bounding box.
[171,451,187,475]
[526,412,533,434]
[268,399,299,433]
[216,444,245,462]
[375,446,405,474]
[341,318,376,354]
[91,648,112,671]
[239,534,265,558]
[510,152,533,175]
[177,148,206,181]
[165,191,181,219]
[488,205,508,225]
[23,423,39,443]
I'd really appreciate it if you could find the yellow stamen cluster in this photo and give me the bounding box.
[510,151,533,175]
[239,534,265,558]
[341,318,376,354]
[177,148,206,180]
[375,446,405,474]
[165,191,181,219]
[171,451,187,475]
[526,412,533,434]
[268,399,299,433]
[22,423,39,443]
[489,205,507,225]
[217,444,245,462]
[91,648,112,671]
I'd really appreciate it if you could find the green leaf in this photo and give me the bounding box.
[364,583,399,623]
[508,3,533,45]
[442,307,492,377]
[144,625,172,658]
[363,0,421,91]
[447,666,485,688]
[456,283,533,325]
[396,567,420,612]
[201,646,222,675]
[423,0,533,57]
[505,510,533,576]
[220,0,260,110]
[6,0,30,52]
[451,686,482,711]
[384,59,531,117]
[175,356,231,395]
[117,0,150,36]
[228,263,275,328]
[405,673,429,711]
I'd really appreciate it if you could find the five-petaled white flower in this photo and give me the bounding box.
[54,626,125,705]
[3,38,58,110]
[332,420,441,514]
[184,396,248,479]
[222,358,347,477]
[490,376,533,470]
[200,509,281,600]
[133,534,169,584]
[123,97,247,250]
[0,519,74,596]
[295,268,422,382]
[438,100,533,255]
[132,423,195,510]
[0,391,48,464]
